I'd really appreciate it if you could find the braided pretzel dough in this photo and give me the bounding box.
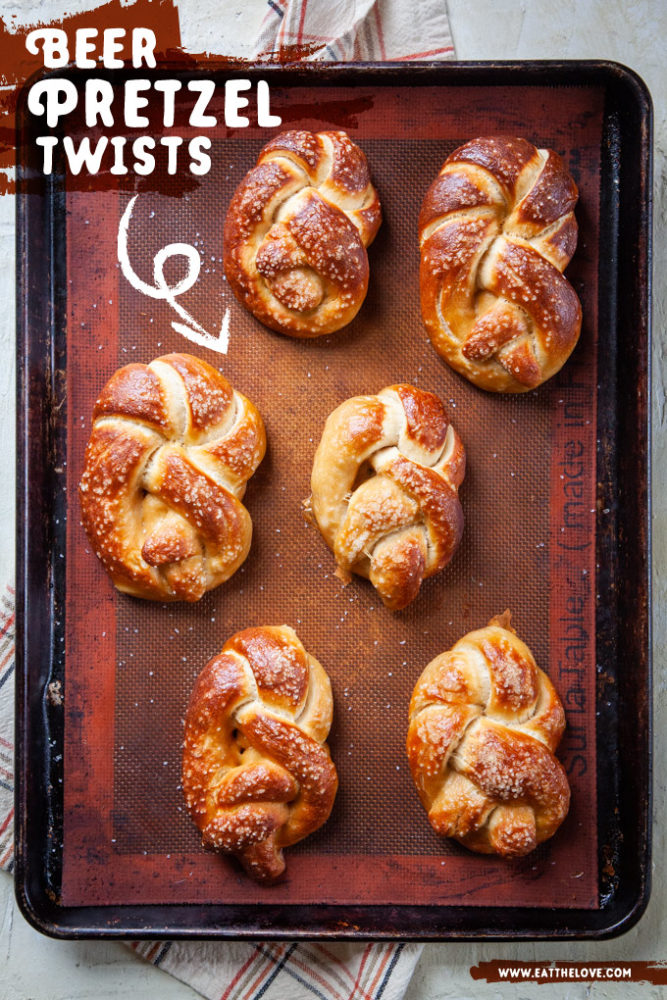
[407,613,570,856]
[310,384,465,611]
[223,129,381,337]
[182,626,338,882]
[79,353,265,602]
[419,136,582,392]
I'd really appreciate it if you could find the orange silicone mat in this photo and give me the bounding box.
[62,81,602,909]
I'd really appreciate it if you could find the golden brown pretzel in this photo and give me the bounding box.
[309,384,465,610]
[407,612,570,856]
[182,626,338,882]
[419,136,582,392]
[79,353,265,602]
[223,129,381,337]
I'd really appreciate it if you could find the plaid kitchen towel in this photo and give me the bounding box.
[131,940,422,1000]
[255,0,455,61]
[3,1,455,998]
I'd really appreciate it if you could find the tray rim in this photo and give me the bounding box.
[14,57,653,941]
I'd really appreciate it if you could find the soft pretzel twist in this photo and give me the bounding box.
[419,136,582,392]
[182,626,338,882]
[79,353,266,602]
[310,384,465,611]
[407,612,570,856]
[223,129,381,338]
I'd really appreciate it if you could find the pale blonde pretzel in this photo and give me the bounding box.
[310,384,465,610]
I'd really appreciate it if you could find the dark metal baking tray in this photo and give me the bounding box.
[15,60,651,939]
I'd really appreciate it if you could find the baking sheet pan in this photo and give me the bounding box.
[15,61,651,939]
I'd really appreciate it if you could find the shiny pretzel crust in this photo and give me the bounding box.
[182,625,338,882]
[419,136,582,392]
[407,613,570,856]
[78,353,266,602]
[224,129,381,338]
[310,384,465,610]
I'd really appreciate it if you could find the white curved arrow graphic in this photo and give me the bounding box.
[118,195,229,354]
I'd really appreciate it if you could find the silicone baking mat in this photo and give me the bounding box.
[58,79,603,911]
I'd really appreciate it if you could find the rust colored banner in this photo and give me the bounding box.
[3,0,323,195]
[3,0,190,195]
[471,961,667,985]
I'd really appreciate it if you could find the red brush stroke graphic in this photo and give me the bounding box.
[0,0,192,195]
[1,0,321,195]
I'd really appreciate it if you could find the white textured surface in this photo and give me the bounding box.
[1,0,665,998]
